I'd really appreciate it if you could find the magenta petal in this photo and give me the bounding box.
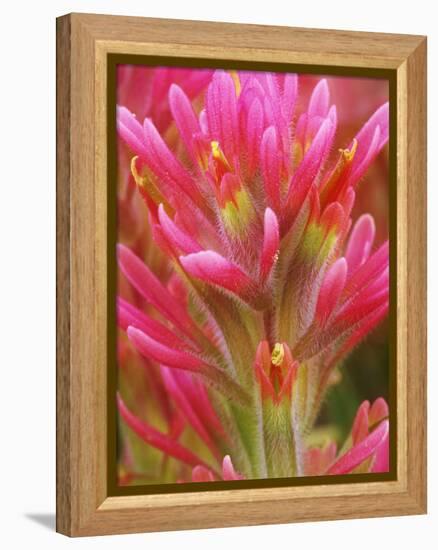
[345,214,376,274]
[117,244,197,339]
[327,420,389,475]
[169,83,202,162]
[127,326,204,373]
[260,208,280,282]
[117,394,211,470]
[206,71,239,161]
[158,204,203,254]
[315,258,348,326]
[180,250,254,295]
[261,126,281,211]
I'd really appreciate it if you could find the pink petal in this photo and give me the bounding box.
[314,258,348,326]
[263,73,288,147]
[305,442,338,476]
[327,420,389,475]
[371,431,390,473]
[117,297,193,350]
[180,250,254,295]
[308,78,330,118]
[117,244,198,340]
[281,73,298,124]
[142,118,204,209]
[335,301,389,361]
[261,126,281,212]
[343,241,389,299]
[158,204,203,254]
[254,341,275,400]
[116,106,147,157]
[369,397,389,426]
[350,102,389,185]
[260,208,280,282]
[222,455,244,480]
[319,202,347,238]
[117,394,212,469]
[127,326,204,373]
[351,400,371,445]
[206,71,239,161]
[192,465,215,482]
[345,214,376,274]
[168,83,202,162]
[245,98,264,177]
[171,370,226,438]
[335,286,388,327]
[285,114,336,222]
[161,367,219,456]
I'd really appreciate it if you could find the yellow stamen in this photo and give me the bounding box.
[338,138,358,162]
[271,343,285,366]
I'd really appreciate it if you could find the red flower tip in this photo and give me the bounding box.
[260,208,280,283]
[254,341,298,403]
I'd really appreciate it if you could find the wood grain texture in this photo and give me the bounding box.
[56,13,427,536]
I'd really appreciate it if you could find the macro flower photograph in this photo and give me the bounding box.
[115,64,390,486]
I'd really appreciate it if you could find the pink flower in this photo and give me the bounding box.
[305,398,389,476]
[116,69,390,483]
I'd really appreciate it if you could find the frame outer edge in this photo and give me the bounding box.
[56,14,73,536]
[55,13,428,536]
[406,37,427,512]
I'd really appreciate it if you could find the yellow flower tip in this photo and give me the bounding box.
[211,140,227,162]
[130,156,144,186]
[229,70,241,96]
[271,343,285,366]
[338,138,358,162]
[211,140,220,158]
[211,140,232,173]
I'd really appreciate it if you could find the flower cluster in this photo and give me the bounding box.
[116,67,389,483]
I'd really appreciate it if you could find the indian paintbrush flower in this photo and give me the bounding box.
[116,69,390,483]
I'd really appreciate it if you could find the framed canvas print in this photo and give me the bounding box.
[56,13,427,536]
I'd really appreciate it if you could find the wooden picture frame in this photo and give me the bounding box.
[56,13,427,536]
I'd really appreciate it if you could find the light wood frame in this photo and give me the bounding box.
[56,13,427,536]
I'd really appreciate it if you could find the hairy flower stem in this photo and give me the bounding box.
[231,397,268,478]
[262,399,298,477]
[263,310,275,348]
